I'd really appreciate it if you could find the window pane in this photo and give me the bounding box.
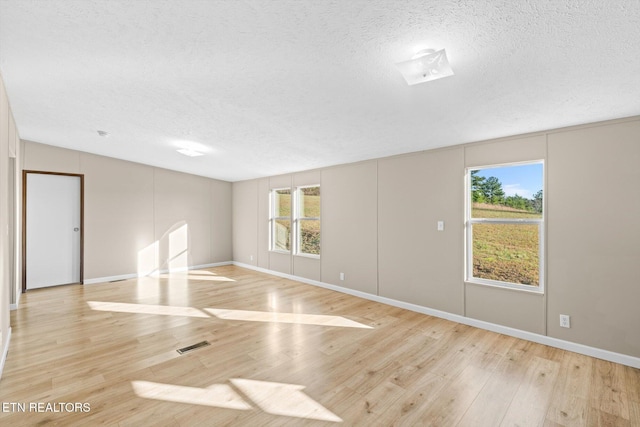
[299,220,320,255]
[472,223,539,286]
[274,189,291,217]
[471,164,543,219]
[273,219,291,251]
[299,186,320,218]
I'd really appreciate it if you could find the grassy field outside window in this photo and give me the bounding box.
[271,188,291,252]
[297,186,320,256]
[468,163,544,289]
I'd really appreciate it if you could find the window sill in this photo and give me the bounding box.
[294,253,320,260]
[465,278,544,295]
[269,249,291,255]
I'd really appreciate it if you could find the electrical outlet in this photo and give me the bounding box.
[339,272,345,281]
[250,255,254,261]
[437,221,444,231]
[560,314,571,328]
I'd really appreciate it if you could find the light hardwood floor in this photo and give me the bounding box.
[1,265,638,426]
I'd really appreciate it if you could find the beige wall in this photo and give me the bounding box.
[378,148,465,315]
[82,153,155,278]
[256,178,269,269]
[22,141,232,282]
[0,72,21,372]
[267,174,293,275]
[463,135,548,334]
[547,121,640,357]
[231,117,640,359]
[210,179,232,264]
[232,179,258,266]
[235,170,325,281]
[321,162,378,294]
[256,170,325,280]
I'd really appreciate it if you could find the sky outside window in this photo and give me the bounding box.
[473,163,543,199]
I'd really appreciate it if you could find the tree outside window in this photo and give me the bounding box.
[467,162,544,290]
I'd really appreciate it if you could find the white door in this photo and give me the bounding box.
[26,173,81,289]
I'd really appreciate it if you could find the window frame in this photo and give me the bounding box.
[294,185,321,258]
[465,161,545,294]
[269,187,292,253]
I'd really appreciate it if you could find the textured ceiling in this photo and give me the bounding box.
[1,0,639,182]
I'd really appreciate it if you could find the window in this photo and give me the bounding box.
[270,188,291,252]
[269,185,321,257]
[296,186,320,256]
[466,162,544,292]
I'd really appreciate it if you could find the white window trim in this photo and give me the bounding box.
[294,185,320,258]
[269,187,291,254]
[465,161,545,294]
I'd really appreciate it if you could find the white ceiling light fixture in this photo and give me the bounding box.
[175,139,210,157]
[395,48,454,85]
[177,148,205,157]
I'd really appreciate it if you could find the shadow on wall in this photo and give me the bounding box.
[137,221,190,277]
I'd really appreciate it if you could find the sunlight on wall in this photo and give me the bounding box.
[230,378,342,422]
[132,381,251,410]
[205,308,373,329]
[137,241,159,277]
[87,301,209,318]
[137,222,191,277]
[169,223,189,272]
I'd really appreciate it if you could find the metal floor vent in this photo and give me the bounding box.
[177,341,210,355]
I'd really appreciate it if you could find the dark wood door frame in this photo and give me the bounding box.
[22,170,85,293]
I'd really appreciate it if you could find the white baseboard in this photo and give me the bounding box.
[10,285,22,310]
[83,272,138,285]
[233,262,640,369]
[83,261,233,285]
[0,327,12,379]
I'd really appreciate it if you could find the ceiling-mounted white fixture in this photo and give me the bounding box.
[395,48,454,85]
[177,148,204,157]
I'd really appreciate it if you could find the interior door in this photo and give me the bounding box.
[25,172,82,289]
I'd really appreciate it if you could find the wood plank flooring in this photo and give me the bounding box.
[0,265,638,426]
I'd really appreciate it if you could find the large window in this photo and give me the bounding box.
[270,185,321,256]
[270,188,291,252]
[296,186,320,256]
[466,162,544,291]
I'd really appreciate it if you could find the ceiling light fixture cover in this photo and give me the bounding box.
[395,48,454,85]
[177,148,204,157]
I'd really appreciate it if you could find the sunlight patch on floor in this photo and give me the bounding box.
[230,378,343,422]
[87,301,371,329]
[205,308,373,329]
[131,379,342,422]
[87,301,209,318]
[132,381,251,410]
